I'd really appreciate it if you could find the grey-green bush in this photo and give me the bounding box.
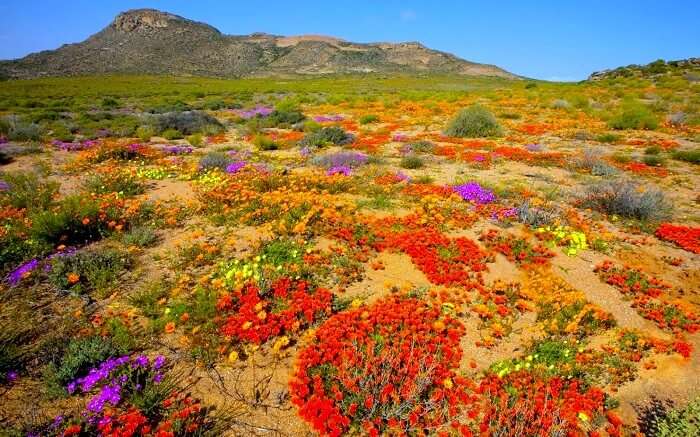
[445,105,502,138]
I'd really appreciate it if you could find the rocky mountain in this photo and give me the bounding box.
[0,9,517,79]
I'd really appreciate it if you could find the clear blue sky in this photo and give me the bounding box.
[1,0,698,81]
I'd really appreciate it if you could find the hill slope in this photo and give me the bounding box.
[0,9,516,79]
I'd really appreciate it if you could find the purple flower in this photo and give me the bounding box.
[6,371,18,382]
[313,151,368,169]
[327,166,352,176]
[395,171,411,182]
[300,146,311,158]
[6,259,39,286]
[0,180,9,192]
[86,384,121,413]
[225,161,247,174]
[51,415,64,430]
[392,134,408,142]
[525,143,545,152]
[153,355,166,370]
[67,381,77,394]
[132,354,149,368]
[234,105,273,119]
[163,145,193,155]
[153,373,164,383]
[0,136,7,145]
[452,182,496,205]
[313,114,344,122]
[227,149,252,160]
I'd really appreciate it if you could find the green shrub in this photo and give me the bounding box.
[596,133,620,143]
[672,149,700,164]
[608,102,658,130]
[8,120,42,141]
[645,145,662,155]
[43,334,128,397]
[47,247,132,296]
[122,226,158,247]
[581,179,671,221]
[359,114,379,124]
[299,126,354,148]
[407,140,435,153]
[29,195,105,247]
[268,109,305,126]
[198,151,231,171]
[400,155,424,169]
[445,104,502,137]
[101,97,119,109]
[0,171,58,210]
[83,171,145,196]
[135,125,155,142]
[655,396,700,437]
[187,133,203,147]
[161,128,183,140]
[642,155,665,167]
[253,134,279,151]
[152,110,222,135]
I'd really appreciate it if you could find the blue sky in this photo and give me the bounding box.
[1,0,698,81]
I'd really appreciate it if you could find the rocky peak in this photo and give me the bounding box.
[111,9,219,35]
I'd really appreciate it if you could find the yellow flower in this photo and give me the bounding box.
[228,350,239,362]
[442,378,453,389]
[350,298,363,309]
[242,321,252,330]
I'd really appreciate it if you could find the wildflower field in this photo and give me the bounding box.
[1,73,699,436]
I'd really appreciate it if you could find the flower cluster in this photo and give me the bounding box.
[595,261,699,333]
[656,223,700,254]
[452,182,496,204]
[479,229,555,267]
[217,277,332,345]
[290,295,474,436]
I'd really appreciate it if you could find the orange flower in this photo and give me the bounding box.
[82,217,91,225]
[164,321,176,333]
[67,272,80,284]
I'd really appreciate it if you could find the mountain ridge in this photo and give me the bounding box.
[0,8,517,80]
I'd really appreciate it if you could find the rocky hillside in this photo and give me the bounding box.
[588,57,700,81]
[0,9,516,79]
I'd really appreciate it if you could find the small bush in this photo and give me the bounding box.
[359,114,379,124]
[43,334,129,397]
[161,128,183,140]
[591,162,619,177]
[253,135,279,151]
[0,171,58,210]
[122,225,158,247]
[299,127,354,148]
[8,120,42,141]
[672,149,700,164]
[29,195,105,247]
[645,145,662,155]
[642,155,665,167]
[152,110,223,135]
[198,151,231,171]
[187,133,203,147]
[516,200,559,227]
[400,155,424,169]
[581,179,671,221]
[445,104,502,138]
[654,396,700,437]
[135,125,155,142]
[551,99,570,109]
[596,133,620,143]
[83,171,145,196]
[608,102,658,130]
[48,247,132,296]
[407,140,435,154]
